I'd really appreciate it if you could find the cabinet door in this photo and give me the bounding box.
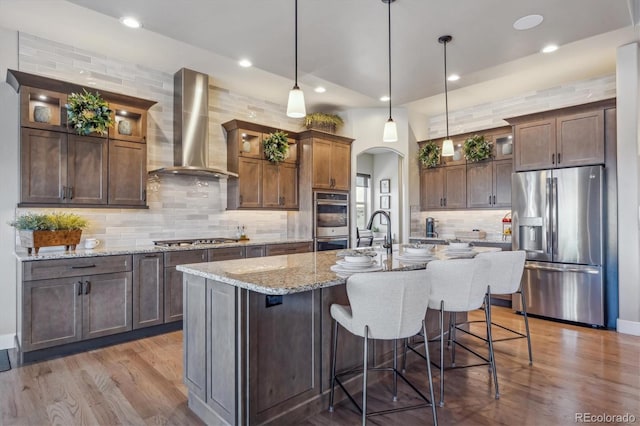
[82,271,132,340]
[133,253,164,330]
[280,163,299,208]
[556,110,604,167]
[331,142,351,190]
[245,245,266,258]
[23,278,82,351]
[466,161,493,208]
[238,157,262,208]
[209,246,245,261]
[443,165,467,208]
[164,250,208,323]
[493,160,513,208]
[67,135,108,205]
[514,119,555,171]
[262,162,281,208]
[284,138,298,164]
[20,128,67,204]
[312,139,333,189]
[420,168,444,210]
[108,140,147,206]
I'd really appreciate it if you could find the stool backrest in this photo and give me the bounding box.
[476,250,526,295]
[346,269,430,340]
[427,257,491,312]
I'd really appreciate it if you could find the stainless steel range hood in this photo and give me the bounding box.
[149,68,237,178]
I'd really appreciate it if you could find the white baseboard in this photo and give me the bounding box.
[0,333,15,350]
[617,319,640,336]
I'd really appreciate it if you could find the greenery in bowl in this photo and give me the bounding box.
[303,112,344,133]
[262,131,290,163]
[66,89,114,136]
[463,134,493,162]
[9,212,88,231]
[418,141,441,168]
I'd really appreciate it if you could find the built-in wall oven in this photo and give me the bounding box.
[314,191,349,251]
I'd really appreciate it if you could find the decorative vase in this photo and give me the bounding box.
[453,150,462,161]
[19,229,83,255]
[118,119,132,135]
[33,105,51,123]
[502,142,513,155]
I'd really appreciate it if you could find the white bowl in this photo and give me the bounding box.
[448,242,469,250]
[405,246,433,255]
[344,254,373,264]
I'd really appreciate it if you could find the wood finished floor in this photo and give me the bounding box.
[1,307,639,426]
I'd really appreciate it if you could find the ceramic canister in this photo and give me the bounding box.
[118,119,132,135]
[33,105,51,123]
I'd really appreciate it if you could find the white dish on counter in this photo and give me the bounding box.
[448,242,470,250]
[395,254,436,263]
[404,245,434,255]
[336,259,377,269]
[343,254,376,263]
[330,264,383,275]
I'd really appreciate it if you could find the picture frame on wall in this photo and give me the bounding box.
[380,179,390,194]
[380,195,390,210]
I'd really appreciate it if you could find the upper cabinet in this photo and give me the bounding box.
[507,99,614,172]
[223,120,300,210]
[7,70,156,208]
[298,130,353,191]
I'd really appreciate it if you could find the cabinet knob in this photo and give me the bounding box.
[84,280,91,295]
[77,281,83,296]
[239,195,243,205]
[489,195,492,205]
[557,153,561,164]
[551,153,555,164]
[68,186,74,200]
[62,186,67,200]
[493,195,496,205]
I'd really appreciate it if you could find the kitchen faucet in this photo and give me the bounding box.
[367,210,392,254]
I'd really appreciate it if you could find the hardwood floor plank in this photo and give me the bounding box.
[1,307,639,425]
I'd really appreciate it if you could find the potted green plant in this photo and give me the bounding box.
[418,141,441,168]
[10,212,88,255]
[303,112,344,133]
[66,89,114,136]
[262,131,290,163]
[463,134,493,162]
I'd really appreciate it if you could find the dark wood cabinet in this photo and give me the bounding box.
[164,250,208,323]
[208,246,245,261]
[466,159,512,209]
[311,138,351,190]
[420,165,466,210]
[108,139,147,206]
[9,69,156,208]
[265,241,313,256]
[510,101,611,171]
[21,255,133,352]
[234,157,263,208]
[263,162,299,209]
[133,253,164,330]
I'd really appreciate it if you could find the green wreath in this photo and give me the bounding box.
[463,134,493,162]
[263,131,290,163]
[66,89,114,136]
[418,141,441,168]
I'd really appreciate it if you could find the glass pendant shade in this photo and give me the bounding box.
[383,118,398,142]
[286,86,306,118]
[441,138,455,156]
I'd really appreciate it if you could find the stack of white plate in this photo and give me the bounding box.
[330,255,382,276]
[395,244,436,263]
[442,243,477,258]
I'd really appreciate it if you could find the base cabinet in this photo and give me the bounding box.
[164,250,208,323]
[133,253,164,329]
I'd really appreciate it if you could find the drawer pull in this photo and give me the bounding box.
[70,264,96,269]
[77,281,83,296]
[84,280,91,295]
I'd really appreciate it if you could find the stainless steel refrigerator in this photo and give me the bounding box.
[511,165,605,326]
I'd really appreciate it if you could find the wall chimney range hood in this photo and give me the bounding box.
[149,68,237,178]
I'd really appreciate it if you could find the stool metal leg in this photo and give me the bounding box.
[362,325,369,426]
[329,319,339,412]
[520,289,533,365]
[450,312,457,367]
[401,337,408,373]
[439,300,445,407]
[485,288,500,400]
[392,339,398,402]
[421,319,439,426]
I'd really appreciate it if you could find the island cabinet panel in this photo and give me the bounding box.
[164,250,208,323]
[133,253,164,329]
[183,275,207,401]
[108,139,147,206]
[82,271,132,340]
[249,289,321,424]
[20,129,67,204]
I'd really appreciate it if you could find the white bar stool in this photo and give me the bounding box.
[328,270,438,426]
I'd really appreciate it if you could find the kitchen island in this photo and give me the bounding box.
[177,247,498,425]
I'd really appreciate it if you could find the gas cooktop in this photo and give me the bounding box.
[153,238,239,247]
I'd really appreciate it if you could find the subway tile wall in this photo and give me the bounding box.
[410,206,511,242]
[17,32,305,248]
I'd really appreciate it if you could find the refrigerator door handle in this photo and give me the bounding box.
[525,263,600,274]
[545,177,552,256]
[551,177,559,257]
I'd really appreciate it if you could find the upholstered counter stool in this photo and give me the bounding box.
[328,270,438,426]
[457,250,531,364]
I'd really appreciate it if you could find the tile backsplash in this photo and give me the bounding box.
[411,207,511,242]
[16,32,304,248]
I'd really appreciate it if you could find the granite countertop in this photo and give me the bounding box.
[177,245,500,295]
[14,237,313,262]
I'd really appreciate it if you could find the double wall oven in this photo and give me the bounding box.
[314,191,349,251]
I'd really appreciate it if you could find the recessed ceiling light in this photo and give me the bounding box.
[513,14,543,31]
[541,44,558,53]
[447,74,460,82]
[120,16,142,29]
[238,59,252,68]
[38,95,47,100]
[314,86,326,93]
[380,95,390,102]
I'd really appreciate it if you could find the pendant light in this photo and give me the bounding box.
[286,0,306,118]
[382,0,398,142]
[439,35,454,156]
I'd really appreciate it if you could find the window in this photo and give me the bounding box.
[356,173,371,229]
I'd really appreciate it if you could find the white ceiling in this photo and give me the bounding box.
[2,0,639,115]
